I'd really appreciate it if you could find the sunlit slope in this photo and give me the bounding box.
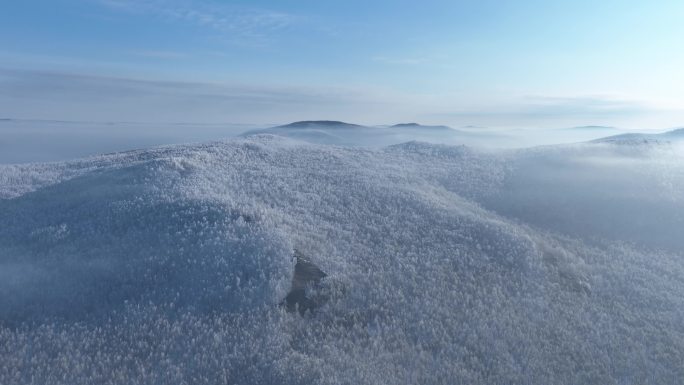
[1,136,683,384]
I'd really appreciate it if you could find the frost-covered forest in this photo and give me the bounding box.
[1,126,684,384]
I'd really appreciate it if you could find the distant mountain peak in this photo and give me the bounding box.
[392,123,421,128]
[276,120,363,129]
[392,123,451,130]
[569,125,616,130]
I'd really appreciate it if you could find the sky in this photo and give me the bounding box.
[1,0,683,129]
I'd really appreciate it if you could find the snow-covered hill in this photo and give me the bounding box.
[241,120,496,147]
[592,127,684,145]
[1,136,683,384]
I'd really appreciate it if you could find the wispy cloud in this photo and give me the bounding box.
[517,96,647,117]
[99,0,297,45]
[0,69,409,124]
[431,95,647,119]
[422,95,668,128]
[4,67,679,129]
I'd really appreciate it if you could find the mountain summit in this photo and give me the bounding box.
[276,121,364,129]
[392,123,451,130]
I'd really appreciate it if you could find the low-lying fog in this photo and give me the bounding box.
[0,118,663,164]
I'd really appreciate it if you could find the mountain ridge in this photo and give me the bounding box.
[592,127,684,144]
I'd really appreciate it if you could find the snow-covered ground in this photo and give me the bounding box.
[1,132,684,384]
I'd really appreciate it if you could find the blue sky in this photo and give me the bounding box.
[1,0,683,128]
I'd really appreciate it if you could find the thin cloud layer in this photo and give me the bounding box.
[0,69,409,124]
[520,96,647,117]
[3,67,678,129]
[99,0,297,44]
[425,95,672,129]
